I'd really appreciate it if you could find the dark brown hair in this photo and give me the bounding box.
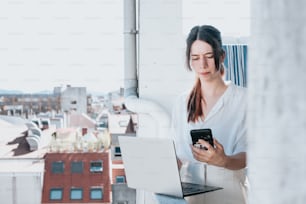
[186,25,225,123]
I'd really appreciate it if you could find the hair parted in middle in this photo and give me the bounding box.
[186,25,225,123]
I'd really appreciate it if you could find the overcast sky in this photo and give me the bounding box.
[0,0,249,94]
[0,0,124,94]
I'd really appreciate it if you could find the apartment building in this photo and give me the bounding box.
[1,98,137,204]
[41,152,111,204]
[41,126,112,203]
[108,113,137,204]
[0,115,55,204]
[58,85,87,114]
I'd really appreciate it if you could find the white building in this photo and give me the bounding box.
[57,85,87,114]
[0,116,54,204]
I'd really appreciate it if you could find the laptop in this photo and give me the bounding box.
[118,136,222,198]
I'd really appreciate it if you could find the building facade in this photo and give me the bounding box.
[0,116,55,204]
[0,94,60,116]
[0,85,91,118]
[109,113,137,204]
[42,152,111,204]
[59,86,87,114]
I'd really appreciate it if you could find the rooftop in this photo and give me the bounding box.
[0,116,55,173]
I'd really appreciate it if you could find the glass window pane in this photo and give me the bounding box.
[114,146,121,156]
[70,188,83,200]
[116,176,125,183]
[90,161,103,172]
[50,188,63,200]
[71,161,83,173]
[52,161,64,173]
[90,188,103,200]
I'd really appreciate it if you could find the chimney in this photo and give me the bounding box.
[82,127,87,136]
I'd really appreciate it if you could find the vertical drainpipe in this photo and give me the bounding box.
[123,0,138,99]
[123,0,171,139]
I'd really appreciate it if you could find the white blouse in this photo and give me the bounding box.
[171,81,248,204]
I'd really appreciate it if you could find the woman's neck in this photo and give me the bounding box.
[200,77,227,100]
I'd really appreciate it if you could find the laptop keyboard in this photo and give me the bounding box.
[182,182,204,192]
[181,182,222,197]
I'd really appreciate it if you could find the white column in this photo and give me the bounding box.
[248,0,306,203]
[136,1,185,203]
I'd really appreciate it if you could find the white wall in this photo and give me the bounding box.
[138,0,193,113]
[61,87,87,114]
[136,1,191,203]
[248,0,306,203]
[182,0,250,39]
[136,0,251,135]
[0,173,42,204]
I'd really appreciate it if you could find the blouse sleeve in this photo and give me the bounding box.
[232,87,247,154]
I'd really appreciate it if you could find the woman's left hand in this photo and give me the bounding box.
[191,138,227,168]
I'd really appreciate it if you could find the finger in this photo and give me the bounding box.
[191,145,203,158]
[191,144,201,154]
[191,143,204,151]
[191,144,210,160]
[213,138,223,150]
[198,139,212,150]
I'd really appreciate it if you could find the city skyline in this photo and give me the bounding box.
[0,0,249,94]
[0,79,124,95]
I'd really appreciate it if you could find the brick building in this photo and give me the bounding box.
[109,114,137,204]
[42,152,111,204]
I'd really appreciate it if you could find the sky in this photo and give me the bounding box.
[0,0,124,94]
[0,0,249,94]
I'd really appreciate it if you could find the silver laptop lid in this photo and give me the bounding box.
[118,136,184,198]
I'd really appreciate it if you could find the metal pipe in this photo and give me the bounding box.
[123,0,171,139]
[123,0,138,98]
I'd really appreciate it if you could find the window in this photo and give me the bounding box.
[71,161,83,173]
[70,188,83,200]
[51,161,64,173]
[41,120,49,126]
[90,187,103,200]
[116,176,125,183]
[90,161,103,172]
[50,188,63,200]
[71,100,77,104]
[114,146,121,156]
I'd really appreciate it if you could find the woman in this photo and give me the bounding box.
[171,25,247,203]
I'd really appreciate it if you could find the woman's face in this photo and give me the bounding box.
[190,40,222,81]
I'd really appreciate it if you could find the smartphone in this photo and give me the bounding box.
[190,128,214,150]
